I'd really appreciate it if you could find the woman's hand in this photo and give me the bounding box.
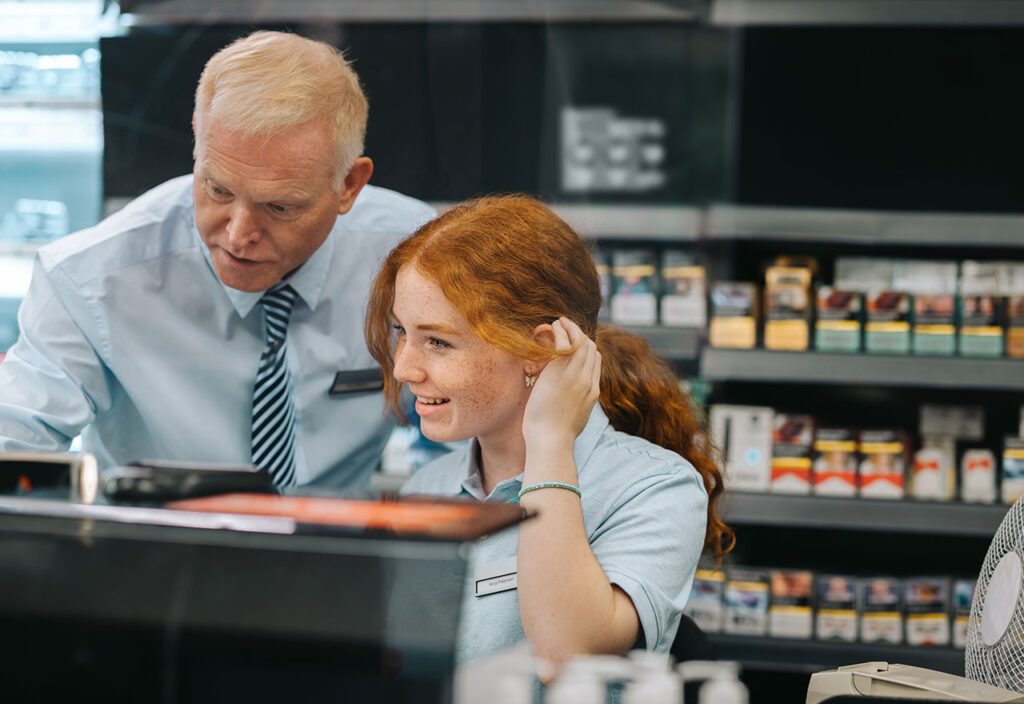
[522,317,601,451]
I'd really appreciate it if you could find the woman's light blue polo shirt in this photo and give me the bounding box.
[401,405,708,664]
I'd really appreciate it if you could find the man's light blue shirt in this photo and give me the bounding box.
[0,175,434,487]
[401,405,709,664]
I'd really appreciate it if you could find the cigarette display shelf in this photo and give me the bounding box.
[699,348,1024,392]
[704,204,1024,249]
[707,633,965,676]
[724,491,1010,538]
[622,325,702,361]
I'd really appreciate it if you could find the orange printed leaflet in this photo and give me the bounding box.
[167,493,524,541]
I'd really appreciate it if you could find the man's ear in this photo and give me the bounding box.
[337,156,374,215]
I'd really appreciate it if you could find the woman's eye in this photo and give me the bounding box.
[392,324,406,336]
[427,337,449,350]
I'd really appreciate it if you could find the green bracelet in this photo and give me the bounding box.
[517,481,582,500]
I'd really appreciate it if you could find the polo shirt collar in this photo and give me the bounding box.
[456,405,611,502]
[191,200,336,318]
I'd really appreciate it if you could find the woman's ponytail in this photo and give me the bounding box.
[596,326,734,560]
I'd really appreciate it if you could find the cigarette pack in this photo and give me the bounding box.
[659,250,706,328]
[816,575,858,642]
[709,282,759,349]
[953,579,975,649]
[959,295,1006,358]
[960,449,997,504]
[865,291,911,354]
[912,440,957,501]
[919,405,985,442]
[835,257,895,293]
[771,414,815,495]
[769,569,814,639]
[710,405,774,492]
[813,428,858,497]
[684,568,725,633]
[1002,436,1024,505]
[764,266,812,351]
[724,568,769,636]
[610,249,658,326]
[859,577,903,645]
[913,294,957,356]
[905,577,950,646]
[1010,295,1024,359]
[815,287,862,352]
[857,430,909,500]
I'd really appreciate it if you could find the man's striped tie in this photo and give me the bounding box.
[251,283,298,487]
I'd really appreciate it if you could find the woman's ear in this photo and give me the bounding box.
[531,323,556,351]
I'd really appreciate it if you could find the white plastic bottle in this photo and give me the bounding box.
[678,660,749,704]
[624,651,681,704]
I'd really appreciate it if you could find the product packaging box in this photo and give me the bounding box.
[919,404,986,442]
[912,294,958,356]
[771,414,815,495]
[912,440,957,501]
[857,430,909,500]
[709,282,759,349]
[959,295,1007,357]
[815,575,858,642]
[859,577,903,645]
[710,405,774,492]
[952,579,975,649]
[659,250,706,328]
[768,569,814,639]
[813,428,859,497]
[961,449,997,504]
[592,246,612,322]
[835,257,895,293]
[1010,295,1024,359]
[815,287,862,352]
[684,568,725,633]
[724,568,770,636]
[764,266,812,351]
[1002,436,1024,505]
[865,291,911,354]
[905,577,951,646]
[610,249,658,326]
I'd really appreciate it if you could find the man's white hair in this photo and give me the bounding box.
[194,31,368,187]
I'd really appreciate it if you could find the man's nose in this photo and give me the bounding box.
[225,204,260,248]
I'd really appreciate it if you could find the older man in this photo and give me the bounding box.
[0,31,434,488]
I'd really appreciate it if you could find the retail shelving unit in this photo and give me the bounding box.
[708,633,965,676]
[723,492,1009,538]
[700,349,1024,391]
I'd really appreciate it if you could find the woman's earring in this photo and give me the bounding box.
[524,371,538,388]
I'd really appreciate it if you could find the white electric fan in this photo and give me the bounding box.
[967,496,1024,692]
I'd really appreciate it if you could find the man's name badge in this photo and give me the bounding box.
[475,557,517,597]
[329,368,384,396]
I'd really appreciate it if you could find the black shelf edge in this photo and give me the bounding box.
[705,204,1024,248]
[700,348,1024,391]
[621,325,702,360]
[708,633,965,676]
[724,492,1009,538]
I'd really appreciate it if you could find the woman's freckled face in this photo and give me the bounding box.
[391,266,529,446]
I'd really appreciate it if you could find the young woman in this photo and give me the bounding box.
[365,195,732,667]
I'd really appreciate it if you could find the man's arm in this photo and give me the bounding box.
[0,257,111,452]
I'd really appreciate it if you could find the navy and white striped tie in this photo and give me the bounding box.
[251,283,299,487]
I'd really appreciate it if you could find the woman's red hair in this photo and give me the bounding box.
[365,195,733,559]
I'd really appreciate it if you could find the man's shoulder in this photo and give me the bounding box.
[38,175,197,280]
[339,185,436,235]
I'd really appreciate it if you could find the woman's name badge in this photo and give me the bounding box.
[475,557,517,597]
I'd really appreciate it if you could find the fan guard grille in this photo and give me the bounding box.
[966,497,1024,691]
